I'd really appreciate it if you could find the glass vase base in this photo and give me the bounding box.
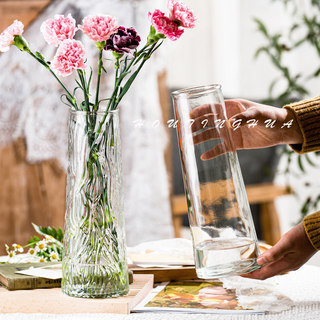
[62,285,129,299]
[62,263,129,298]
[195,259,261,279]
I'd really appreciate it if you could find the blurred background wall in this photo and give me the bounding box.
[165,0,319,98]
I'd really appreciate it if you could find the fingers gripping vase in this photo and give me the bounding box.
[62,109,129,298]
[172,85,260,278]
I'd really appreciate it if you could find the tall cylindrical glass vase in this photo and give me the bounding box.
[62,109,129,298]
[172,84,260,278]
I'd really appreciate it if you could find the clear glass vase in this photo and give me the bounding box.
[172,84,260,278]
[62,108,129,298]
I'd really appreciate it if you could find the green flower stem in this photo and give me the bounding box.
[94,41,159,138]
[27,50,78,110]
[77,70,90,111]
[109,57,121,112]
[89,40,162,158]
[114,41,160,108]
[94,48,104,111]
[22,241,37,249]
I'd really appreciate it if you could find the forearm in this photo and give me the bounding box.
[284,96,320,153]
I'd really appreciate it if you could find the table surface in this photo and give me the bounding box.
[1,256,320,320]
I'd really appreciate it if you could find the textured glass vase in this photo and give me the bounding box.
[172,84,260,278]
[62,109,129,298]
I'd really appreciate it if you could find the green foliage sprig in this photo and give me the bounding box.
[4,223,64,263]
[254,0,320,221]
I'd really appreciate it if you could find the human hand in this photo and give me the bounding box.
[241,222,317,280]
[190,99,303,159]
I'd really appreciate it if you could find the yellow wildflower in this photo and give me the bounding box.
[8,251,15,258]
[12,243,24,253]
[28,248,37,255]
[36,240,47,251]
[50,251,59,261]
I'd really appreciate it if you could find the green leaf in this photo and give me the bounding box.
[98,98,111,104]
[268,78,279,96]
[297,155,305,172]
[133,52,147,65]
[254,18,269,37]
[293,37,306,48]
[28,235,40,245]
[75,79,84,90]
[301,197,311,216]
[35,51,46,61]
[313,67,320,77]
[254,47,268,59]
[305,154,318,167]
[57,228,63,241]
[314,194,320,209]
[155,33,166,40]
[72,86,82,96]
[149,25,156,37]
[32,223,64,242]
[116,70,131,84]
[117,68,142,102]
[87,67,93,88]
[60,94,75,109]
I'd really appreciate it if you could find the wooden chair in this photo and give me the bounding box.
[171,183,292,245]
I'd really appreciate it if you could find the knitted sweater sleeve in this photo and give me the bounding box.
[303,212,320,250]
[283,96,320,250]
[283,96,320,153]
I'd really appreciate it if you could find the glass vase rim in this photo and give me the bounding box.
[171,84,222,98]
[69,108,119,115]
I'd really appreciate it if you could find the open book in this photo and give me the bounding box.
[133,280,265,314]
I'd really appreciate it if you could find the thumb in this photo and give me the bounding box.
[256,237,289,266]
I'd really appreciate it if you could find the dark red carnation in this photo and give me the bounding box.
[105,26,141,54]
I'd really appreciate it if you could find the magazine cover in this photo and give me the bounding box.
[133,280,265,314]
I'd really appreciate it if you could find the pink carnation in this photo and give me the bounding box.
[40,14,76,46]
[0,20,24,52]
[51,39,85,77]
[168,0,196,28]
[148,10,184,41]
[79,15,118,42]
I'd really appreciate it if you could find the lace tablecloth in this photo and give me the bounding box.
[0,264,319,320]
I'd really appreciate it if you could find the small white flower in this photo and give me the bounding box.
[28,247,37,255]
[12,243,24,253]
[36,240,47,251]
[38,257,46,263]
[8,250,16,258]
[45,235,54,242]
[50,251,59,261]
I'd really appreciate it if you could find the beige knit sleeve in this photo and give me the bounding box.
[303,211,320,250]
[284,96,320,154]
